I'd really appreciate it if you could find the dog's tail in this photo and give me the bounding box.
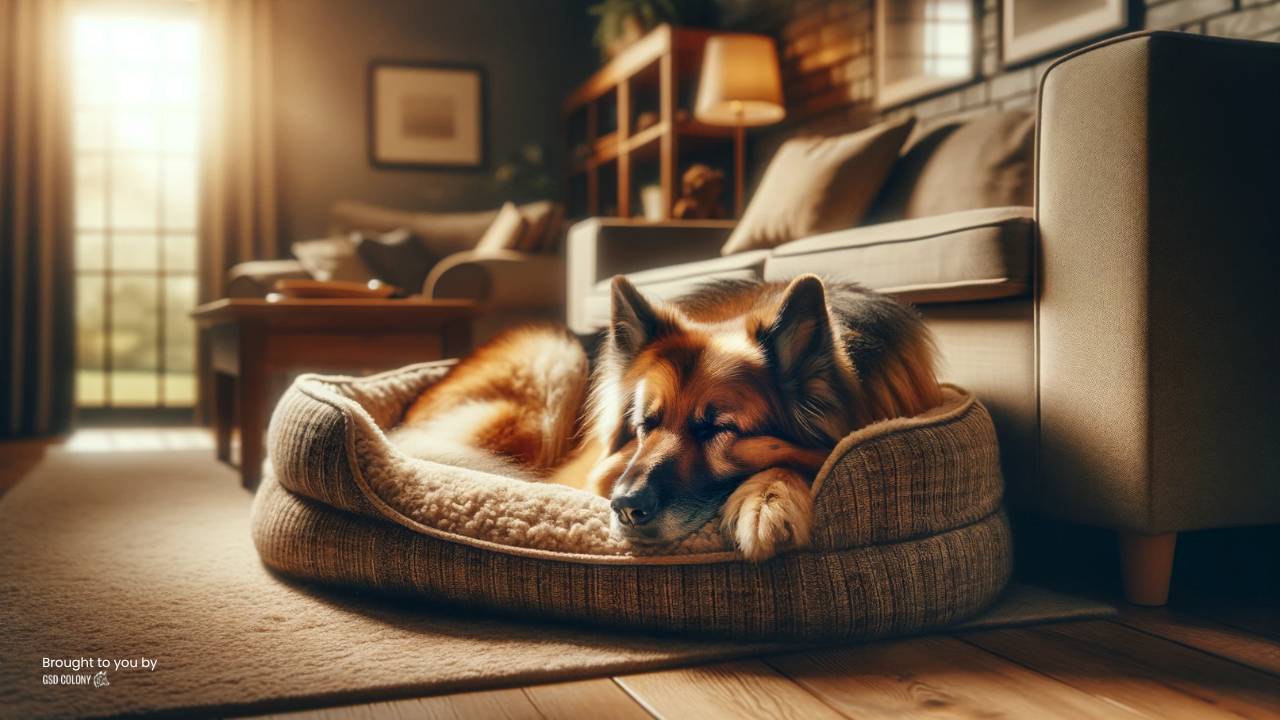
[394,325,589,475]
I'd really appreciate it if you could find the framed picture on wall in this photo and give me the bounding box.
[875,0,978,109]
[1002,0,1128,66]
[367,61,487,170]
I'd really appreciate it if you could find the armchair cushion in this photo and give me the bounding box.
[764,206,1034,305]
[290,235,374,283]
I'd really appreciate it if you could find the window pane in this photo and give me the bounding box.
[163,158,197,229]
[114,65,160,105]
[163,275,196,371]
[160,70,198,105]
[76,233,106,272]
[161,109,197,154]
[163,373,196,407]
[165,233,197,272]
[114,110,161,152]
[110,156,159,229]
[75,155,106,229]
[72,57,111,106]
[76,274,106,407]
[112,233,159,272]
[75,109,107,151]
[110,276,158,406]
[161,22,199,65]
[76,370,107,407]
[163,275,197,407]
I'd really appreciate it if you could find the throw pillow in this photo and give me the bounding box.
[720,115,916,256]
[474,202,528,254]
[353,229,438,294]
[864,110,1036,223]
[515,201,564,253]
[330,201,505,258]
[291,236,374,283]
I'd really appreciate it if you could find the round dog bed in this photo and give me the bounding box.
[251,361,1011,641]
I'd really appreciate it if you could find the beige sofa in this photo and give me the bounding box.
[565,32,1280,605]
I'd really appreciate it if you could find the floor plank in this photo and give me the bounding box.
[963,621,1280,719]
[522,677,652,719]
[766,634,1143,719]
[257,687,541,720]
[1117,606,1280,678]
[1197,606,1280,645]
[616,659,845,720]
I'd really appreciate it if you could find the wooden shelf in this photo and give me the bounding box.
[564,24,764,220]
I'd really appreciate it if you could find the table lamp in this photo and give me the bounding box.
[694,35,786,216]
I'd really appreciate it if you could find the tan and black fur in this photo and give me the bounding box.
[391,274,941,560]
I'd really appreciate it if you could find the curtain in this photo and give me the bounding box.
[196,0,278,417]
[0,0,75,438]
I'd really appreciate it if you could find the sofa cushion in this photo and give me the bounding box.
[330,200,565,258]
[720,116,915,256]
[516,200,564,253]
[474,202,528,254]
[580,250,769,330]
[865,111,1035,223]
[354,229,439,293]
[764,206,1033,304]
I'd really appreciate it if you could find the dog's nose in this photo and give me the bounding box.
[611,486,658,527]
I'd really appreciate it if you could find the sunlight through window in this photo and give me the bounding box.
[71,9,201,410]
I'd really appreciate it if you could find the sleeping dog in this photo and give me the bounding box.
[390,275,942,560]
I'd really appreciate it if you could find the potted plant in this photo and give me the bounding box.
[589,0,717,59]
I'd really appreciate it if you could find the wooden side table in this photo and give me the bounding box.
[192,298,475,489]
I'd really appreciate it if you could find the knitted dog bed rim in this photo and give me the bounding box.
[266,362,1004,565]
[250,471,1013,641]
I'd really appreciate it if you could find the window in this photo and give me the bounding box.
[71,9,201,409]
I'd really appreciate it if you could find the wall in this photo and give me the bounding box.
[739,0,1280,147]
[272,0,594,246]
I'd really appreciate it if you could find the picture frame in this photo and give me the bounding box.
[875,0,978,109]
[1002,0,1128,66]
[367,60,487,170]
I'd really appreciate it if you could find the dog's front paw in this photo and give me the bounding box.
[719,468,813,561]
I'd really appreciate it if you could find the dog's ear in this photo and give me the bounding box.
[758,275,846,441]
[608,276,669,361]
[759,275,833,379]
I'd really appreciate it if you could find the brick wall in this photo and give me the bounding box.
[748,0,1280,135]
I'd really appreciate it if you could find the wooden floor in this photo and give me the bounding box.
[4,433,1277,719]
[254,604,1280,719]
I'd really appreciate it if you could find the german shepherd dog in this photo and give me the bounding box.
[391,274,942,560]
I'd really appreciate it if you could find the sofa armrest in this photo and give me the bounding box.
[566,218,735,334]
[225,259,309,298]
[1035,32,1280,533]
[424,250,565,308]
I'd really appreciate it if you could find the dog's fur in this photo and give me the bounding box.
[392,275,942,560]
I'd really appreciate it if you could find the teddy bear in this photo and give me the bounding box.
[671,163,726,220]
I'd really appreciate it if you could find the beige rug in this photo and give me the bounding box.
[0,445,1112,719]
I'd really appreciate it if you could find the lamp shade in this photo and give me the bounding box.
[695,35,786,127]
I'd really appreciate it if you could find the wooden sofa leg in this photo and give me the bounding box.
[1119,531,1177,606]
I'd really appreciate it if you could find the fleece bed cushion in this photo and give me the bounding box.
[251,361,1012,641]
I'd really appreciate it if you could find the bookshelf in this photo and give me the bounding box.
[564,24,766,221]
